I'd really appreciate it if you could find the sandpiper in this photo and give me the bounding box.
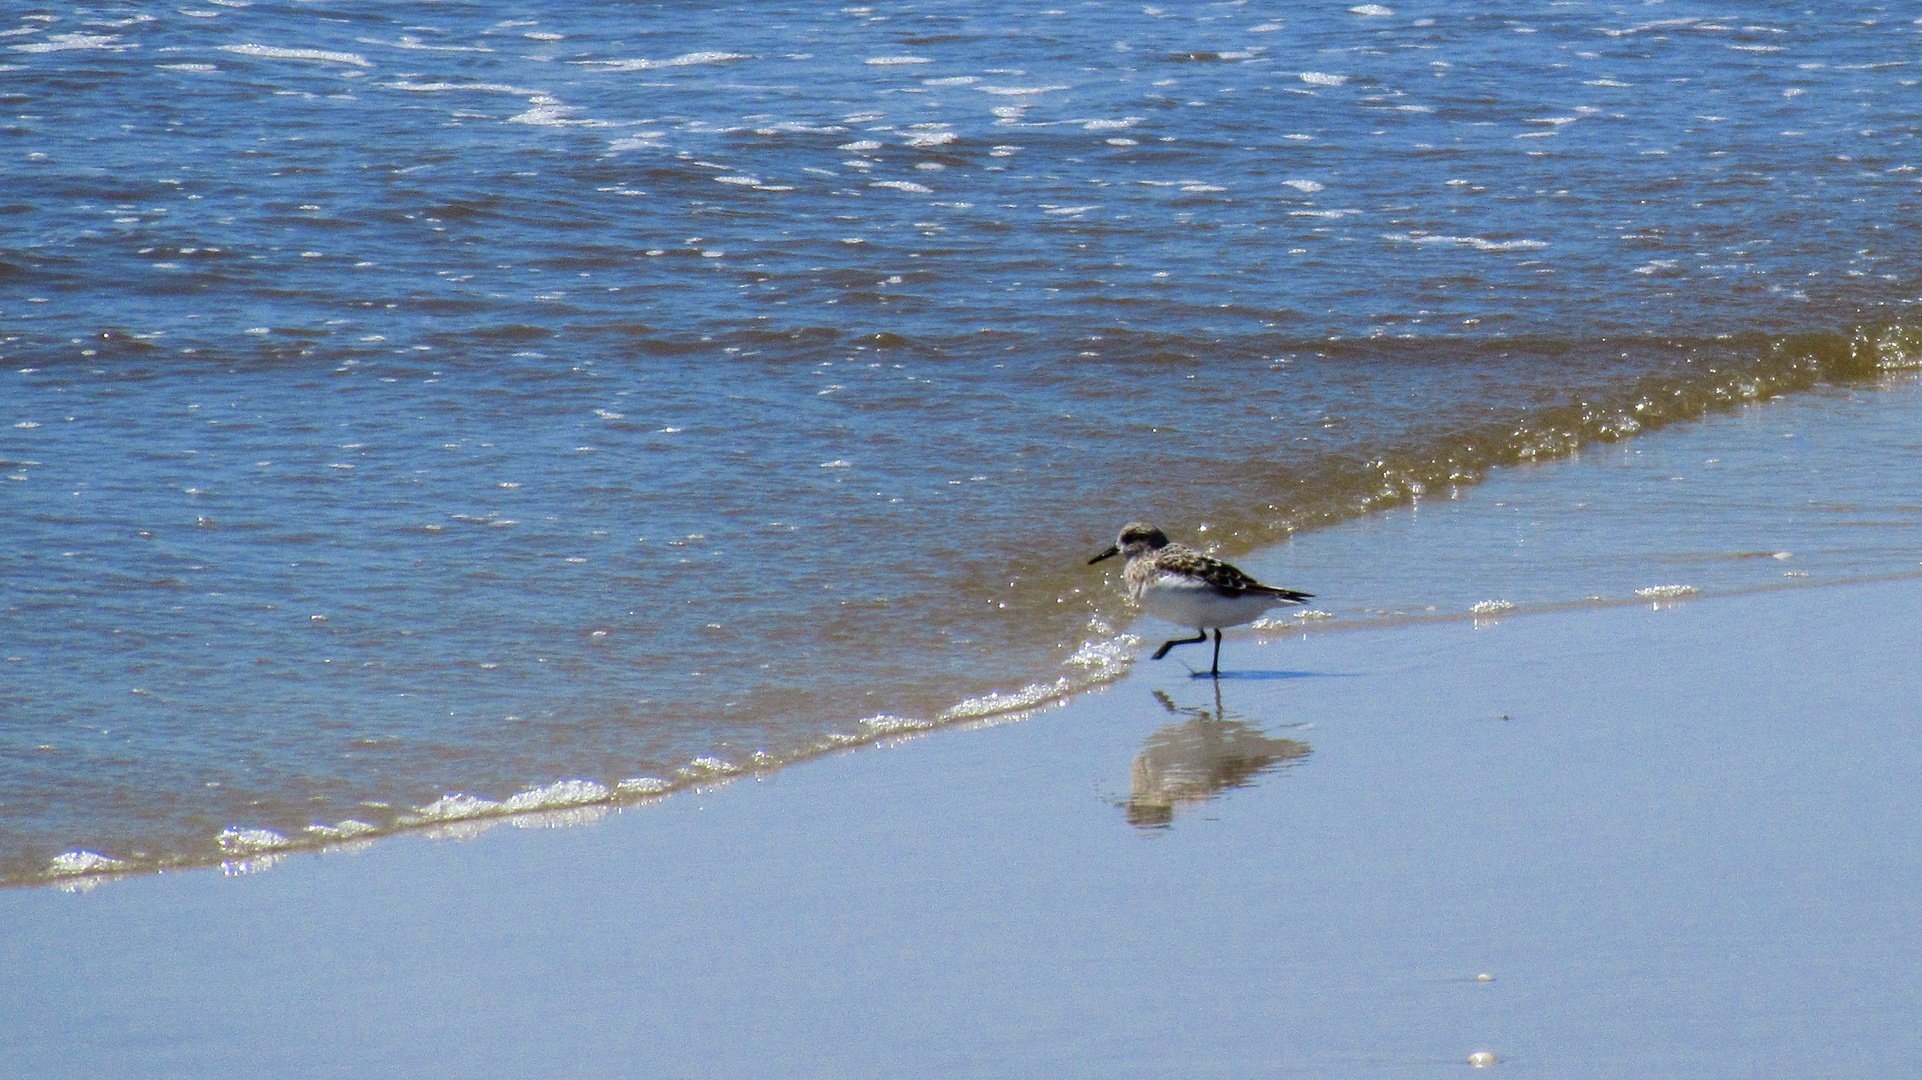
[1088,521,1313,676]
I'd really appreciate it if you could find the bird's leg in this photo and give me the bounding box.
[1151,630,1210,661]
[1210,629,1223,677]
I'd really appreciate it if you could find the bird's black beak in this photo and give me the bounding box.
[1088,545,1119,565]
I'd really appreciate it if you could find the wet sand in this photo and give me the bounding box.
[5,577,1921,1078]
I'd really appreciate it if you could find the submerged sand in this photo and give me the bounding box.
[4,575,1919,1078]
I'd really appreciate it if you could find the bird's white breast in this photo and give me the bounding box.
[1136,574,1283,630]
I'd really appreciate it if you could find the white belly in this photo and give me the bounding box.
[1137,575,1282,631]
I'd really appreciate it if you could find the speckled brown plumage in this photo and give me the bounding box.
[1088,520,1315,676]
[1124,542,1314,603]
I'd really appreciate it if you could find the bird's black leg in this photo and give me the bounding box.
[1210,628,1223,677]
[1152,630,1210,661]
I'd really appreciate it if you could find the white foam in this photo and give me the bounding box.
[304,819,377,839]
[1082,118,1141,131]
[1350,4,1394,14]
[500,779,610,813]
[1469,599,1516,615]
[1299,72,1347,86]
[866,55,931,65]
[871,180,933,193]
[218,44,372,67]
[1634,584,1698,598]
[859,713,933,734]
[1384,232,1548,251]
[941,679,1071,721]
[509,105,603,127]
[11,32,130,53]
[48,850,126,875]
[752,121,845,134]
[923,75,978,86]
[384,80,540,95]
[1282,179,1325,193]
[584,51,748,72]
[511,103,607,126]
[617,776,672,794]
[904,130,956,147]
[411,792,500,821]
[217,826,291,853]
[1250,22,1284,32]
[1063,634,1136,674]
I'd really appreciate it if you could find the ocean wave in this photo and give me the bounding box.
[217,43,372,67]
[580,51,749,72]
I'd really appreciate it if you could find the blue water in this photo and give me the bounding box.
[3,0,1920,882]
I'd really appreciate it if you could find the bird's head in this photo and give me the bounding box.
[1088,521,1169,565]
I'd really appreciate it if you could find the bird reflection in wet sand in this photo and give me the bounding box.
[1124,684,1312,828]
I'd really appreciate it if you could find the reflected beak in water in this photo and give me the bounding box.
[1088,545,1120,565]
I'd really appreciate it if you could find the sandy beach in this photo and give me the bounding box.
[6,573,1919,1078]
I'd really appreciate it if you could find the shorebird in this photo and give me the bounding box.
[1088,521,1314,677]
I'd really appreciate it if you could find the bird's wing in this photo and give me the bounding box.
[1245,583,1315,603]
[1155,545,1313,602]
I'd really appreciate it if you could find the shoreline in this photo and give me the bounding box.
[17,371,1922,889]
[8,370,1921,886]
[7,574,1920,1077]
[21,564,1922,895]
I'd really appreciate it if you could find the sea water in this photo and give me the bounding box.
[3,0,1919,883]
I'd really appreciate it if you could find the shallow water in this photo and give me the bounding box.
[4,1,1921,881]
